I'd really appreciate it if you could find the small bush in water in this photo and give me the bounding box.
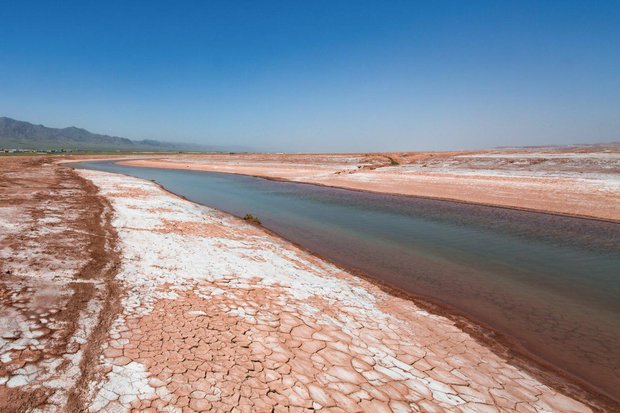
[243,214,261,225]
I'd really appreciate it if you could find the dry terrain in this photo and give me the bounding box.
[1,156,616,412]
[0,157,119,411]
[118,147,620,221]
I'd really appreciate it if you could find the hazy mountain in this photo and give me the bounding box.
[0,117,228,152]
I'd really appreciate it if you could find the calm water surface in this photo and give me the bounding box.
[77,161,620,400]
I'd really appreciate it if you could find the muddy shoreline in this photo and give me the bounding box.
[69,161,619,411]
[231,212,620,411]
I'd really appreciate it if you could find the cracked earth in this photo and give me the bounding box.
[0,158,613,412]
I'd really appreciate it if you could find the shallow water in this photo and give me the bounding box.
[77,161,620,400]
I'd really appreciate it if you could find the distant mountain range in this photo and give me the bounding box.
[0,117,234,152]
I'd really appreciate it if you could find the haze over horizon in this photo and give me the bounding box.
[1,1,619,152]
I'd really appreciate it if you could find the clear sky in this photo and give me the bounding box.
[1,1,618,152]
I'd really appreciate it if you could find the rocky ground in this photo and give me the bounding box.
[118,146,620,221]
[0,157,615,412]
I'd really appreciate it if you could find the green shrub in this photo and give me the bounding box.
[387,156,400,166]
[243,214,261,225]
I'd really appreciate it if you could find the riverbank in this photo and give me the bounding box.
[116,149,620,222]
[74,167,596,411]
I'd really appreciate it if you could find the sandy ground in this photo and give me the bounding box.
[117,148,620,221]
[0,157,616,412]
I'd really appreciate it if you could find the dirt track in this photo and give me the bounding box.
[0,157,120,411]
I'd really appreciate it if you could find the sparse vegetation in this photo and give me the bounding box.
[387,156,400,166]
[243,214,261,225]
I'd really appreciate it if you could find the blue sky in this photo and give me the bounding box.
[1,1,618,152]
